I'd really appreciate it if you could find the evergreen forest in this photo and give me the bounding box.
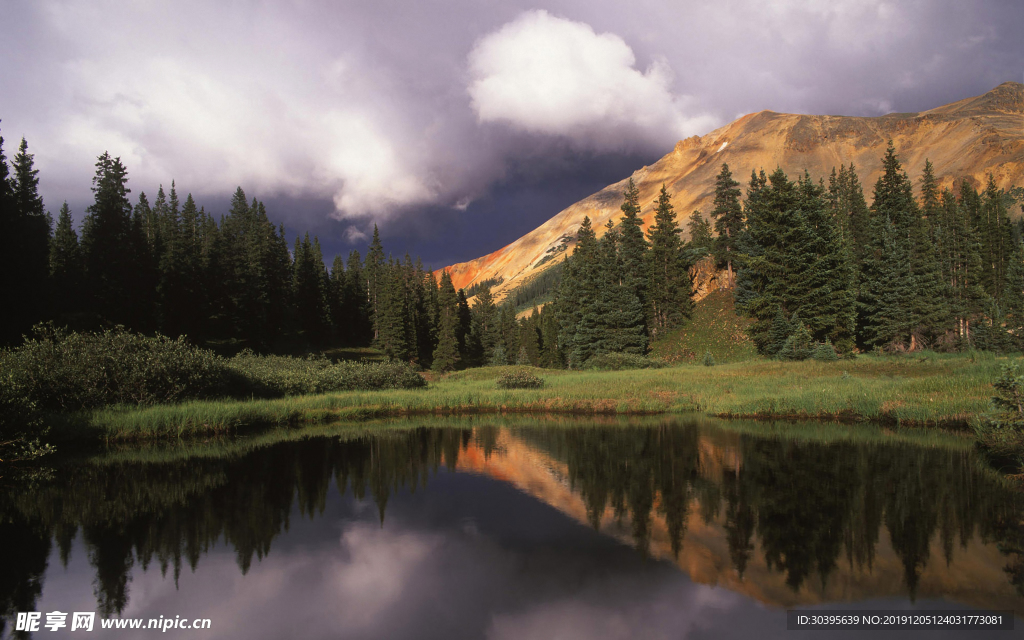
[2,130,1023,374]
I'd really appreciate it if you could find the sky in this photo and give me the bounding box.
[1,0,1022,268]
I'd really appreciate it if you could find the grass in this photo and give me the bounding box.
[57,352,1014,443]
[649,289,758,363]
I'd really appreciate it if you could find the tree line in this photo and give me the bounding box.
[0,132,501,369]
[545,141,1024,363]
[4,128,1021,368]
[726,143,1024,355]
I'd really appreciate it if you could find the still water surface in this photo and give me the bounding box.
[2,415,1022,639]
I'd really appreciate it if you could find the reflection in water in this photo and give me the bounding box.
[1,417,1022,637]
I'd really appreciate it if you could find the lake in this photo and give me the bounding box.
[2,415,1022,638]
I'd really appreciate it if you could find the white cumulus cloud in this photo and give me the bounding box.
[468,10,717,149]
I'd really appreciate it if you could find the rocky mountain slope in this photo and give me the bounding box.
[444,82,1024,302]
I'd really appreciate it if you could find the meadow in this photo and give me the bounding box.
[54,351,1012,443]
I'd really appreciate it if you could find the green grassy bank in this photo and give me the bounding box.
[53,352,1013,443]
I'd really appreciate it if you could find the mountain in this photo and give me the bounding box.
[444,82,1024,303]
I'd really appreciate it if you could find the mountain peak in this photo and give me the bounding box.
[445,84,1024,300]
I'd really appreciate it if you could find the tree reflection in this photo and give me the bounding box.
[0,420,1022,625]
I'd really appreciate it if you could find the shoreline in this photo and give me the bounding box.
[40,354,1006,444]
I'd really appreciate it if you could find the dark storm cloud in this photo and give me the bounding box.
[1,0,1020,266]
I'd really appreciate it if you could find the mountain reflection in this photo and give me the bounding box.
[1,417,1022,634]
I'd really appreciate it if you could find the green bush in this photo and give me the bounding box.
[224,352,426,397]
[702,351,716,367]
[584,353,668,371]
[495,368,545,389]
[812,340,839,361]
[974,363,1024,471]
[0,326,427,416]
[0,371,54,461]
[778,324,814,361]
[1,325,226,411]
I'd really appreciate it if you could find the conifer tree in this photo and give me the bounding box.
[343,250,371,345]
[330,254,348,340]
[417,266,438,365]
[520,308,542,365]
[376,260,410,360]
[496,302,521,360]
[365,225,386,342]
[457,288,472,362]
[766,307,792,358]
[572,221,648,363]
[293,233,332,345]
[646,185,692,337]
[539,304,563,368]
[861,215,915,348]
[794,173,856,350]
[0,130,17,343]
[618,178,649,327]
[470,285,498,367]
[710,163,743,287]
[683,210,714,263]
[555,216,599,366]
[6,137,51,341]
[49,202,83,322]
[81,152,135,328]
[432,270,460,371]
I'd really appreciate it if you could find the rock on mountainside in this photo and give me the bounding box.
[444,82,1024,303]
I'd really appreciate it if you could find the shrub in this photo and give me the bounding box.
[495,368,545,389]
[0,371,54,461]
[489,344,508,366]
[974,363,1024,471]
[812,340,839,361]
[778,324,814,361]
[0,326,427,415]
[702,351,716,367]
[224,352,426,397]
[1,324,226,411]
[584,353,668,371]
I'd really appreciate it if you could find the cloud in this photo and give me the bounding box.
[468,10,718,149]
[12,2,438,223]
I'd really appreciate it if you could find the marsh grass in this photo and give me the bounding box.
[63,354,1014,442]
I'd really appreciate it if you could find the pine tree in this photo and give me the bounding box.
[457,288,472,362]
[376,260,410,360]
[496,302,521,359]
[330,253,348,341]
[861,215,915,349]
[293,233,332,345]
[683,210,714,264]
[432,270,460,371]
[766,307,792,358]
[49,202,83,322]
[365,225,386,342]
[793,173,857,351]
[908,174,951,343]
[520,308,542,365]
[646,185,692,337]
[1002,242,1024,351]
[0,130,18,343]
[81,152,135,328]
[470,285,498,367]
[415,263,437,366]
[571,221,647,364]
[555,216,599,367]
[6,137,51,342]
[539,304,563,368]
[618,178,649,329]
[343,250,371,345]
[710,163,743,287]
